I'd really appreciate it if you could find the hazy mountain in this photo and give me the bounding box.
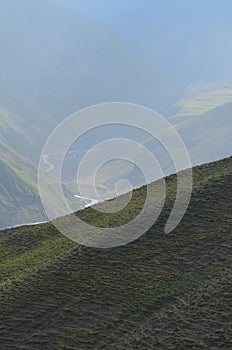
[1,81,231,228]
[0,0,231,229]
[0,156,231,348]
[49,84,232,199]
[58,0,232,98]
[0,0,166,132]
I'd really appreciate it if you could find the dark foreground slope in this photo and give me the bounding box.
[0,157,231,349]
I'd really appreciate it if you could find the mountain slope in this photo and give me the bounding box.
[0,138,77,228]
[168,86,232,165]
[78,91,232,194]
[0,156,231,349]
[0,141,46,228]
[169,84,232,122]
[0,159,43,228]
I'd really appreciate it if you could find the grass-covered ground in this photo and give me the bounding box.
[0,157,231,349]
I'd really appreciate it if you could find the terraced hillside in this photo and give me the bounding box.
[0,156,231,349]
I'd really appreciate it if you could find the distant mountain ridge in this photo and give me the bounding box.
[0,82,231,228]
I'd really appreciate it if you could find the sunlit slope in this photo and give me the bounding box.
[168,87,232,164]
[0,159,43,227]
[0,140,46,227]
[176,101,232,164]
[0,156,231,349]
[169,86,232,122]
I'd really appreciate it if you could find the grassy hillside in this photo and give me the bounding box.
[0,156,231,349]
[0,105,49,227]
[0,159,44,228]
[0,138,77,228]
[0,141,46,228]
